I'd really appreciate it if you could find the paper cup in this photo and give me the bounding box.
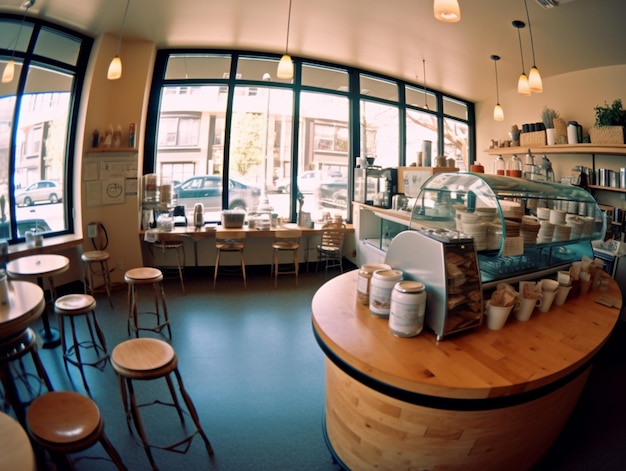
[485,301,514,330]
[515,297,542,321]
[553,285,572,306]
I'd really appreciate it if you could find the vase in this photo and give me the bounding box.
[546,128,556,145]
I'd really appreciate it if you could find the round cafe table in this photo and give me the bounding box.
[7,254,70,349]
[0,411,36,471]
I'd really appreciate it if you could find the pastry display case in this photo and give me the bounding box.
[408,172,606,288]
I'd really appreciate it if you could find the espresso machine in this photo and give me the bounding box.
[354,166,398,208]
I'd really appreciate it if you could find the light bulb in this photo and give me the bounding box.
[277,54,293,80]
[433,0,461,23]
[528,66,543,93]
[518,73,531,96]
[107,56,122,80]
[494,104,504,121]
[2,59,15,84]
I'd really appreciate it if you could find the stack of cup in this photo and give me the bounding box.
[538,279,560,312]
[554,271,572,306]
[537,220,554,243]
[515,281,542,321]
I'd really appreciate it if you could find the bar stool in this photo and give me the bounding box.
[271,229,302,287]
[81,250,114,308]
[213,231,247,289]
[27,391,127,470]
[124,267,171,339]
[150,233,186,293]
[0,328,54,427]
[54,294,109,394]
[111,338,214,470]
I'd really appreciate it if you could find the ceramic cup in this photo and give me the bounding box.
[538,279,559,312]
[553,285,572,306]
[515,296,542,321]
[485,301,515,330]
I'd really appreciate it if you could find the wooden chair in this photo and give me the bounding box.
[271,229,302,287]
[124,267,171,339]
[213,230,247,288]
[27,391,127,470]
[151,232,188,293]
[316,222,346,278]
[82,222,113,308]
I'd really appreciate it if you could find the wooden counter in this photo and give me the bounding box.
[312,270,622,470]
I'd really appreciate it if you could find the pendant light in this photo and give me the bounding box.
[422,59,429,110]
[107,0,131,80]
[513,20,531,96]
[277,0,294,80]
[524,0,543,93]
[490,55,504,121]
[2,0,35,84]
[433,0,461,23]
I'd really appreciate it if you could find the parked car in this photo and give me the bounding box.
[173,175,261,215]
[273,170,344,194]
[15,180,62,206]
[0,218,52,239]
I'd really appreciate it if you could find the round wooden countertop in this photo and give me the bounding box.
[312,270,621,403]
[0,281,45,339]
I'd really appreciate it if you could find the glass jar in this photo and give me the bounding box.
[389,281,427,337]
[494,155,505,175]
[357,263,392,305]
[369,269,403,318]
[507,155,523,177]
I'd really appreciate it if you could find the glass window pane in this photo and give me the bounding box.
[443,118,469,171]
[360,75,398,101]
[165,54,232,80]
[443,96,468,120]
[406,85,437,112]
[155,85,228,221]
[360,100,399,168]
[34,28,81,65]
[301,63,348,91]
[236,56,288,83]
[299,91,350,222]
[229,85,293,219]
[406,108,439,166]
[0,94,16,239]
[0,19,33,53]
[13,67,73,234]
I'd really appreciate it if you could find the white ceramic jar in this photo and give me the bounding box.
[356,263,391,305]
[388,281,427,337]
[369,269,403,318]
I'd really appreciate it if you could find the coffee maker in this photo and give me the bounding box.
[354,166,398,208]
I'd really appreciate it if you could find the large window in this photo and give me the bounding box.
[146,52,474,223]
[0,15,90,243]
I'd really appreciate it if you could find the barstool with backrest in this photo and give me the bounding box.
[271,229,302,287]
[316,221,346,277]
[111,337,214,470]
[27,391,128,470]
[82,222,114,308]
[213,230,247,289]
[54,293,108,394]
[124,267,171,339]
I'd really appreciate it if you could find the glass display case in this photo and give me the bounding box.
[409,173,606,287]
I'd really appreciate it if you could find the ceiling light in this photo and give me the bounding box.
[490,55,504,121]
[433,0,461,22]
[513,20,531,96]
[524,0,543,93]
[107,0,131,80]
[277,0,294,80]
[422,59,429,110]
[2,0,35,84]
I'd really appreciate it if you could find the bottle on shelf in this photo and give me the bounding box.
[91,129,99,148]
[494,155,505,175]
[128,123,136,148]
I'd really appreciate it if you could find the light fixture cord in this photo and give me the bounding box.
[523,0,537,65]
[422,59,428,109]
[115,0,131,56]
[516,26,526,72]
[493,59,500,103]
[284,0,293,54]
[8,1,33,59]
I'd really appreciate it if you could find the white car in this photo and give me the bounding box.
[274,170,344,194]
[15,181,62,206]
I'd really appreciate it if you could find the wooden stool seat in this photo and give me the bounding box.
[81,250,113,308]
[124,268,171,339]
[271,229,301,287]
[54,294,108,394]
[213,231,247,289]
[111,338,214,469]
[27,391,127,470]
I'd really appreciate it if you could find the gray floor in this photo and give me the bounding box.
[10,265,626,470]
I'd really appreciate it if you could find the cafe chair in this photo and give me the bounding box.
[82,222,114,308]
[27,391,128,471]
[150,232,187,293]
[316,222,346,278]
[0,327,54,427]
[54,293,109,394]
[110,338,214,469]
[213,231,247,289]
[124,267,172,339]
[271,229,302,287]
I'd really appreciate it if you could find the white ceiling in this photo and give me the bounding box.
[1,0,625,102]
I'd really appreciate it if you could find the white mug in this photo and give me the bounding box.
[515,297,542,321]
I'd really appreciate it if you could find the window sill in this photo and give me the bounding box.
[7,234,84,261]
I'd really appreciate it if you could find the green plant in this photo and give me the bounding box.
[594,99,626,127]
[541,107,560,129]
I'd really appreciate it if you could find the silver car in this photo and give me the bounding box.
[174,175,261,216]
[15,180,62,206]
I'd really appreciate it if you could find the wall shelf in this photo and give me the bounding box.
[485,144,626,156]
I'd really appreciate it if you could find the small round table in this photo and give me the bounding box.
[0,411,35,471]
[7,254,70,349]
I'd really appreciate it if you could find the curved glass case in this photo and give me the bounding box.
[410,173,605,286]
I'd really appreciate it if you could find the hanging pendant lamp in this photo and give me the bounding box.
[513,20,531,96]
[107,0,131,80]
[524,0,543,93]
[490,55,504,121]
[2,0,35,84]
[433,0,461,23]
[422,59,429,110]
[277,0,294,80]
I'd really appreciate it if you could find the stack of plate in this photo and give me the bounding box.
[553,223,572,242]
[537,220,555,243]
[487,222,504,250]
[504,220,520,237]
[520,216,541,245]
[500,200,524,222]
[581,216,595,237]
[462,221,488,251]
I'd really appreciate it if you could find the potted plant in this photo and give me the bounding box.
[590,99,626,144]
[542,107,560,145]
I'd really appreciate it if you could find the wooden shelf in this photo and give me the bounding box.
[588,184,626,193]
[86,147,136,153]
[485,144,626,156]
